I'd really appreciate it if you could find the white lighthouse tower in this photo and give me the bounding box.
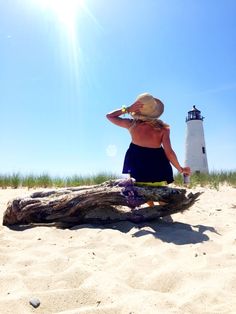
[185,105,209,173]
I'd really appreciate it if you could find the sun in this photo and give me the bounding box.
[36,0,85,32]
[33,0,88,85]
[32,0,100,96]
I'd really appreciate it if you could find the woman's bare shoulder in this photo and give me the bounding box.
[162,126,170,134]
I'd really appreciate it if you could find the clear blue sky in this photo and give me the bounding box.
[1,0,236,177]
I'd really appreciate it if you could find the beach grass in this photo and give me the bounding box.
[174,170,236,189]
[0,172,118,189]
[0,171,235,189]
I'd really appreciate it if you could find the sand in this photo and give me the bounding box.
[0,185,236,314]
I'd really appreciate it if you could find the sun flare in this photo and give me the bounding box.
[32,0,100,101]
[36,0,85,33]
[33,0,88,86]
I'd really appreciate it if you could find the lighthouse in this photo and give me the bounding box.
[185,105,209,173]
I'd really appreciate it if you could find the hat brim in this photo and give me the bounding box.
[131,97,164,120]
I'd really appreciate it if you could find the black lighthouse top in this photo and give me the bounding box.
[186,105,204,122]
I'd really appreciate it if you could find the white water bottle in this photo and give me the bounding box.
[183,174,190,185]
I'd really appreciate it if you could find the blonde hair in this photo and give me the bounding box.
[139,118,170,129]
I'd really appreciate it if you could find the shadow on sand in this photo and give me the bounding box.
[72,220,220,245]
[6,219,220,245]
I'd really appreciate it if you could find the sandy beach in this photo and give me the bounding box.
[0,185,236,314]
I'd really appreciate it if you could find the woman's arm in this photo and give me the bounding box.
[162,128,191,175]
[106,101,143,128]
[106,107,132,128]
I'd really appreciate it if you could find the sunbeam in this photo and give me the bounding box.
[33,0,98,92]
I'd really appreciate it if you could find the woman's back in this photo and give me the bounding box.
[129,120,166,148]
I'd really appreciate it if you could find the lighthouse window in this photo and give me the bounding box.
[202,147,206,154]
[191,112,196,119]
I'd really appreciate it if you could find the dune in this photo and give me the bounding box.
[0,185,236,314]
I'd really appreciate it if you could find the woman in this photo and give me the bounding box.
[106,93,190,207]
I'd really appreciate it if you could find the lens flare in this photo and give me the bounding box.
[106,145,118,157]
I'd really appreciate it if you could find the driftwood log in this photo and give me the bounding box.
[3,179,201,227]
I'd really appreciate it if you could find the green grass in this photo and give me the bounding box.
[0,171,235,189]
[0,172,118,189]
[174,171,236,189]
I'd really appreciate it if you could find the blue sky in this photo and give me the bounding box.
[1,0,236,177]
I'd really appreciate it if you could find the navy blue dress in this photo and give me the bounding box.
[122,143,174,183]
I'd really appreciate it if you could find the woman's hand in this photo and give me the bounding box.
[127,101,144,114]
[181,167,191,175]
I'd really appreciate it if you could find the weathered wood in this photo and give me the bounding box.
[2,179,201,227]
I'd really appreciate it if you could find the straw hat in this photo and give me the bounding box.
[131,93,164,120]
